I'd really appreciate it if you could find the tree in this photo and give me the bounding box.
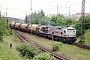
[39,16,50,25]
[24,14,28,23]
[25,10,45,24]
[74,21,81,37]
[56,16,66,26]
[84,15,90,29]
[50,14,66,26]
[38,10,45,18]
[50,16,57,23]
[50,21,56,26]
[74,15,90,37]
[65,18,77,26]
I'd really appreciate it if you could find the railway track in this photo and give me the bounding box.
[14,30,69,60]
[73,43,90,50]
[14,29,90,51]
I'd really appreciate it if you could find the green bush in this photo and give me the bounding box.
[16,42,38,58]
[78,40,85,44]
[52,41,62,51]
[0,17,12,42]
[33,52,56,60]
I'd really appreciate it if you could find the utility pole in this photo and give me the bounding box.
[25,14,27,23]
[65,4,73,16]
[0,3,1,18]
[69,4,73,16]
[69,7,70,16]
[57,4,59,15]
[30,0,32,15]
[6,8,8,24]
[30,0,32,34]
[52,4,73,16]
[6,8,7,17]
[80,0,85,44]
[30,0,32,24]
[51,4,61,15]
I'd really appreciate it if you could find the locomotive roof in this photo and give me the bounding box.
[67,27,75,29]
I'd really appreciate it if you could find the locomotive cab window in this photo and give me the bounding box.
[58,28,61,29]
[64,30,66,33]
[61,32,62,34]
[41,27,48,33]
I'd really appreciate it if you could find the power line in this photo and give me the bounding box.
[30,0,32,15]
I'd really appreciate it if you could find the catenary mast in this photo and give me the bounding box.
[80,0,85,43]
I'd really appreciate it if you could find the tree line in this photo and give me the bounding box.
[24,10,77,26]
[24,10,90,38]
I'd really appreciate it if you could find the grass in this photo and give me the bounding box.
[0,33,30,60]
[85,29,90,46]
[1,30,90,60]
[24,33,53,50]
[24,33,90,60]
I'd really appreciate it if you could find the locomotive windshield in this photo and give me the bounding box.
[67,29,75,30]
[41,27,48,33]
[67,29,75,33]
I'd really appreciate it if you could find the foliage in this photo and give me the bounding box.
[56,16,66,26]
[16,42,38,59]
[26,10,45,24]
[84,15,90,29]
[50,21,56,26]
[52,41,62,51]
[0,35,24,60]
[39,16,50,25]
[50,14,77,26]
[74,21,81,37]
[0,17,12,42]
[74,15,90,37]
[79,15,90,30]
[25,10,77,27]
[24,14,28,23]
[78,40,85,44]
[25,33,90,60]
[33,52,56,60]
[65,18,77,25]
[50,16,57,23]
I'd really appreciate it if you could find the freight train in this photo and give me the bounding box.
[10,21,77,43]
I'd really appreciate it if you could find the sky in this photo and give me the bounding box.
[0,0,90,19]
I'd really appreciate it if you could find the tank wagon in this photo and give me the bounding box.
[10,21,76,43]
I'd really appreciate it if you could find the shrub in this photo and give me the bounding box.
[52,41,62,51]
[16,42,38,58]
[78,40,85,44]
[33,52,56,60]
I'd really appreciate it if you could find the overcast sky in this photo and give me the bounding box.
[0,0,90,19]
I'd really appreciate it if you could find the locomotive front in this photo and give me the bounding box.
[63,27,76,43]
